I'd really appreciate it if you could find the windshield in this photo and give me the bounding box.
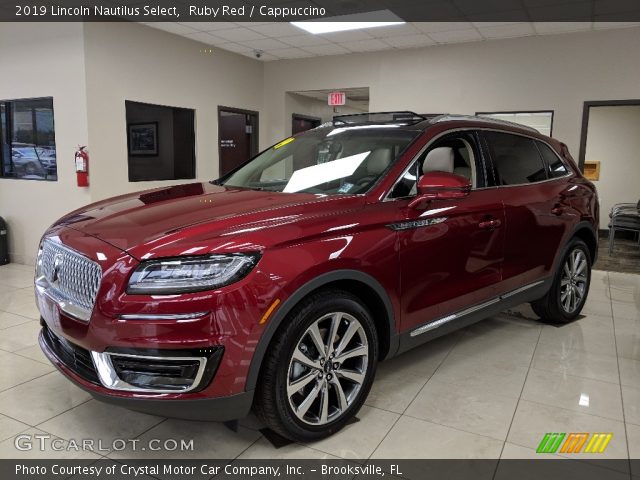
[220,126,420,195]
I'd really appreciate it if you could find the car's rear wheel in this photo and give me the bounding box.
[254,290,378,442]
[531,238,591,323]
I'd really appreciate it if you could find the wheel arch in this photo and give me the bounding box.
[245,270,398,393]
[572,223,598,264]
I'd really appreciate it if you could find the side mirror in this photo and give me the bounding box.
[409,171,471,209]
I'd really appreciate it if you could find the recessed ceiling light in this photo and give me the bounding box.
[291,10,405,35]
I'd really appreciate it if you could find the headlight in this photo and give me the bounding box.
[127,253,260,295]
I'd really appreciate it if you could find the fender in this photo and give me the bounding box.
[555,220,598,271]
[244,269,399,392]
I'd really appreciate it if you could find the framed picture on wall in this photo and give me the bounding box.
[127,122,158,156]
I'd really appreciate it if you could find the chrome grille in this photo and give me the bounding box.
[39,239,102,320]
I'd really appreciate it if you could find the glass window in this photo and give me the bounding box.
[536,141,569,178]
[126,101,195,182]
[0,97,57,181]
[220,126,419,195]
[485,131,547,185]
[477,111,553,136]
[389,132,481,199]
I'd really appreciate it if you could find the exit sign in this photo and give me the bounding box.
[328,91,346,106]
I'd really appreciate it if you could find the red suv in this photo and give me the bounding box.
[36,112,598,441]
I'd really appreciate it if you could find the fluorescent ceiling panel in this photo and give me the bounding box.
[291,10,404,35]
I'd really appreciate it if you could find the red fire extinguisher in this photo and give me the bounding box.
[75,145,89,187]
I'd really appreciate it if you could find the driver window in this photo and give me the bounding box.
[390,133,480,198]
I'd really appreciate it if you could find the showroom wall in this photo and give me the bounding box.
[263,27,640,162]
[2,23,640,265]
[83,22,264,202]
[585,105,640,229]
[0,22,265,265]
[0,23,91,265]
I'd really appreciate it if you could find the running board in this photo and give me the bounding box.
[409,280,545,337]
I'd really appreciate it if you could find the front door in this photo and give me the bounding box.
[218,107,258,176]
[392,131,505,334]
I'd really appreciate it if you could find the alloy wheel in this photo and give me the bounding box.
[559,248,589,314]
[287,312,368,425]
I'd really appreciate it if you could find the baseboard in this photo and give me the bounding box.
[599,229,638,241]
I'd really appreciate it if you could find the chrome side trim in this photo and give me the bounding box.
[409,280,545,337]
[386,217,448,231]
[500,280,545,299]
[90,351,207,394]
[118,312,210,321]
[410,297,500,337]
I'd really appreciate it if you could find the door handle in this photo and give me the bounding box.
[551,206,564,216]
[478,219,502,230]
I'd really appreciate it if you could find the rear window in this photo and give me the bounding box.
[536,141,569,178]
[485,131,547,185]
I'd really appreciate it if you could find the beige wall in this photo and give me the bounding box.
[0,23,91,265]
[585,105,640,229]
[83,22,264,202]
[0,22,265,265]
[264,27,640,159]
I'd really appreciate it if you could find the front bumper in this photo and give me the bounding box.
[34,225,280,402]
[39,325,254,421]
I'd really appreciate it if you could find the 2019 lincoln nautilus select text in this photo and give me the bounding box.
[35,112,598,441]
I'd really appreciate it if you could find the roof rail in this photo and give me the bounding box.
[429,114,540,133]
[333,111,427,126]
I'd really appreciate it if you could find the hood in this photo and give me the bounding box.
[56,183,363,258]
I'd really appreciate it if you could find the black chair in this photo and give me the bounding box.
[609,200,640,253]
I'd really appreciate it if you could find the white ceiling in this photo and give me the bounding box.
[142,21,640,61]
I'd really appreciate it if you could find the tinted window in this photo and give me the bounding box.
[536,141,568,178]
[0,98,57,181]
[485,131,547,185]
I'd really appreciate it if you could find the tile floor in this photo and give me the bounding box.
[0,263,639,465]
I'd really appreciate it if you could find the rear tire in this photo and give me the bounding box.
[531,238,591,323]
[254,289,378,442]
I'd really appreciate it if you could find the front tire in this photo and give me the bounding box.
[254,290,378,442]
[531,238,591,323]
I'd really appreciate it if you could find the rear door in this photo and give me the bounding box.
[481,131,570,293]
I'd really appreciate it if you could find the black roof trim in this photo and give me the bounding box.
[333,111,427,126]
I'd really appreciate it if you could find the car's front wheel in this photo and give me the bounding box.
[254,290,378,442]
[531,238,591,323]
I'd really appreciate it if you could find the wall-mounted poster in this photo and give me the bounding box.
[128,122,158,156]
